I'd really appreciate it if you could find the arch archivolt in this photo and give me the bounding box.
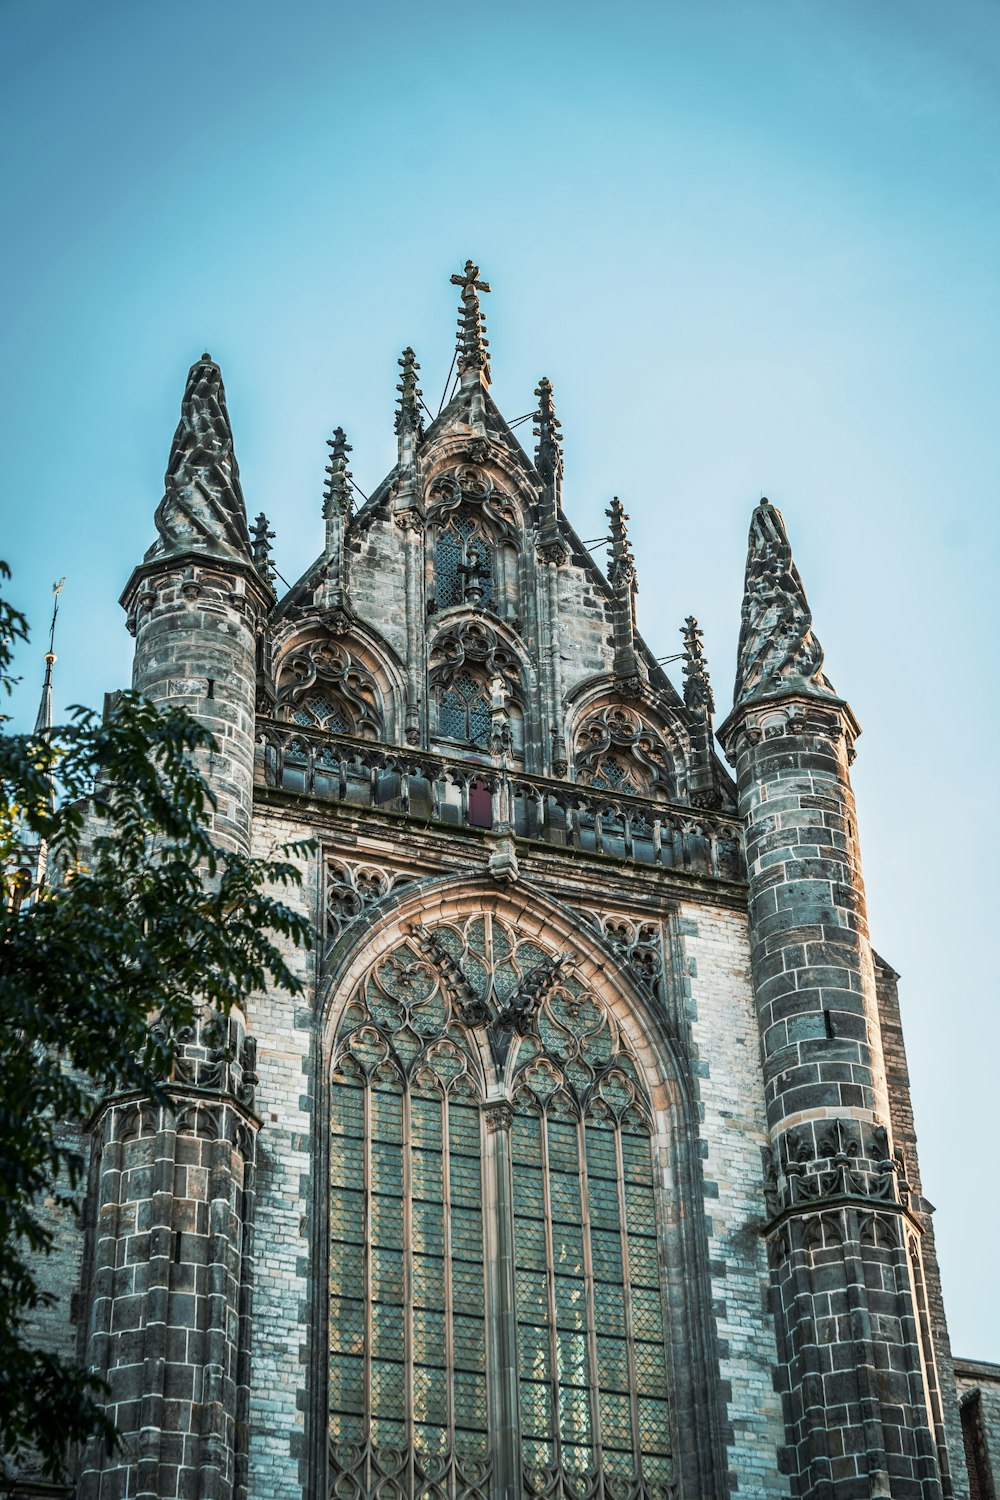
[318,875,715,1497]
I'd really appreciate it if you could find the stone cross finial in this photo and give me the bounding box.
[149,352,252,564]
[532,377,563,496]
[395,347,424,439]
[732,497,836,708]
[251,512,276,588]
[451,260,492,385]
[681,616,715,718]
[323,427,354,519]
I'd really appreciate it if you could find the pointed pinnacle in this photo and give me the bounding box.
[251,512,276,587]
[395,347,425,438]
[450,260,492,385]
[151,353,251,562]
[323,428,354,518]
[532,377,564,491]
[681,616,715,717]
[606,497,636,591]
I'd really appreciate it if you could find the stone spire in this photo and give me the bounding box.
[533,377,563,517]
[149,353,252,564]
[606,498,640,686]
[323,427,354,519]
[732,498,835,710]
[394,347,424,443]
[450,260,492,388]
[681,616,715,720]
[250,513,276,589]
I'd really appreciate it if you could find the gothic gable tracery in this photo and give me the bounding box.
[573,704,677,801]
[275,639,385,740]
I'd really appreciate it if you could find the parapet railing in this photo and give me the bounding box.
[255,720,745,883]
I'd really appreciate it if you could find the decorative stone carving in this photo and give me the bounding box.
[326,859,411,944]
[574,705,674,798]
[732,498,837,709]
[276,640,384,739]
[429,619,522,695]
[148,353,253,564]
[765,1119,911,1219]
[427,464,518,538]
[450,260,492,383]
[590,913,665,999]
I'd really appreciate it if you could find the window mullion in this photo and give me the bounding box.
[403,1085,415,1491]
[614,1124,641,1478]
[539,1107,563,1478]
[578,1115,603,1486]
[363,1082,373,1490]
[442,1091,456,1491]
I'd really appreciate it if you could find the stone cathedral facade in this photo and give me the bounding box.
[24,265,999,1499]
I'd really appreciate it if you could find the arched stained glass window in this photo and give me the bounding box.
[436,514,494,612]
[292,691,352,733]
[328,914,674,1500]
[438,671,492,748]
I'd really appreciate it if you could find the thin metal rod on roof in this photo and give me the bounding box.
[348,476,370,505]
[655,652,686,664]
[437,349,458,415]
[507,412,534,429]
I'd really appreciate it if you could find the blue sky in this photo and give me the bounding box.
[2,0,998,1357]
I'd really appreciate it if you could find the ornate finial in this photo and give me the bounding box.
[149,353,252,563]
[681,616,715,718]
[606,497,636,592]
[395,347,424,439]
[250,513,276,588]
[533,377,563,497]
[323,427,354,518]
[450,260,492,386]
[733,498,836,708]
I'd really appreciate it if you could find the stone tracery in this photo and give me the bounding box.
[275,639,384,740]
[327,913,675,1499]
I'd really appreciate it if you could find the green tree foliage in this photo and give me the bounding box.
[0,563,313,1481]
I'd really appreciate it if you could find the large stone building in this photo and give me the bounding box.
[21,265,1000,1497]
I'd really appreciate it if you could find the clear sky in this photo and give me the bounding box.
[2,0,998,1357]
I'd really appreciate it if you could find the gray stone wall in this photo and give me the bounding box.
[954,1361,1000,1499]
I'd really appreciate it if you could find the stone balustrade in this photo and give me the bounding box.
[255,720,745,883]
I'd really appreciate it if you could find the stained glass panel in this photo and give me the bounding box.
[330,922,673,1495]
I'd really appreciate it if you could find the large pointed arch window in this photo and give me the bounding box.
[328,914,675,1499]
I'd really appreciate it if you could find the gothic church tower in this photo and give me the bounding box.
[56,266,979,1500]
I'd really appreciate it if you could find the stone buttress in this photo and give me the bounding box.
[76,355,271,1500]
[718,499,956,1499]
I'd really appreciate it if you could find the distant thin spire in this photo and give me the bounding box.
[681,615,715,719]
[450,260,492,387]
[34,577,64,736]
[395,347,424,440]
[149,353,252,563]
[323,427,354,518]
[533,377,563,508]
[250,513,276,589]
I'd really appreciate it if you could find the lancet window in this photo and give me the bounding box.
[435,513,494,612]
[327,913,675,1500]
[437,670,492,748]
